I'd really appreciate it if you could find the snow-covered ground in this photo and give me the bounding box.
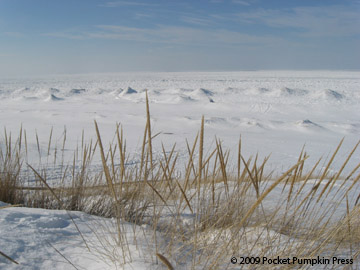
[1,71,360,269]
[0,70,359,173]
[0,202,157,270]
[1,177,359,269]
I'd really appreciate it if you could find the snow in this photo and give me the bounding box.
[0,70,359,174]
[0,70,360,269]
[0,205,158,269]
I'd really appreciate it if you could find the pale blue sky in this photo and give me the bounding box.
[0,0,359,76]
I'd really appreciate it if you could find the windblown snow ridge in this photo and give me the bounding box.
[0,83,353,106]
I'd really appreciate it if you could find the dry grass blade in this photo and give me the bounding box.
[293,156,322,204]
[47,241,80,270]
[145,90,153,174]
[145,131,161,144]
[344,172,360,206]
[198,115,204,186]
[145,181,168,207]
[140,120,148,179]
[47,127,53,156]
[215,138,228,193]
[175,178,193,214]
[314,138,344,202]
[35,130,41,160]
[27,163,63,206]
[346,196,353,257]
[160,142,176,182]
[325,140,360,199]
[18,125,22,152]
[287,147,305,202]
[237,136,241,180]
[184,134,198,191]
[241,155,258,195]
[0,250,19,265]
[24,129,28,158]
[345,162,360,181]
[156,253,174,270]
[94,120,118,202]
[116,124,126,196]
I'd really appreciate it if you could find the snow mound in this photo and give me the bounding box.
[256,87,271,94]
[196,88,214,96]
[148,89,161,96]
[175,95,196,103]
[13,87,34,98]
[223,87,243,93]
[45,94,64,102]
[16,87,31,94]
[323,89,344,100]
[21,96,39,101]
[49,88,60,94]
[325,122,360,134]
[297,119,318,126]
[189,88,215,103]
[121,87,138,95]
[116,87,139,100]
[110,88,124,97]
[96,88,113,95]
[295,119,324,132]
[70,88,86,95]
[237,118,265,129]
[280,87,309,96]
[246,87,271,95]
[178,88,193,93]
[205,117,228,126]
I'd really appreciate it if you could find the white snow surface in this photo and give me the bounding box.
[0,204,156,270]
[0,71,360,270]
[1,70,360,270]
[1,70,359,174]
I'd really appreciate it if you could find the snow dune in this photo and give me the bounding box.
[0,70,359,172]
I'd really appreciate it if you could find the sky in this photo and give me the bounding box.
[0,0,359,76]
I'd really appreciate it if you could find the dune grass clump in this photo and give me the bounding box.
[0,128,23,205]
[0,92,360,269]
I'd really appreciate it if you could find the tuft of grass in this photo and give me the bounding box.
[0,128,23,204]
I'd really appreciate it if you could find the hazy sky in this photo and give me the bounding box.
[0,0,359,76]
